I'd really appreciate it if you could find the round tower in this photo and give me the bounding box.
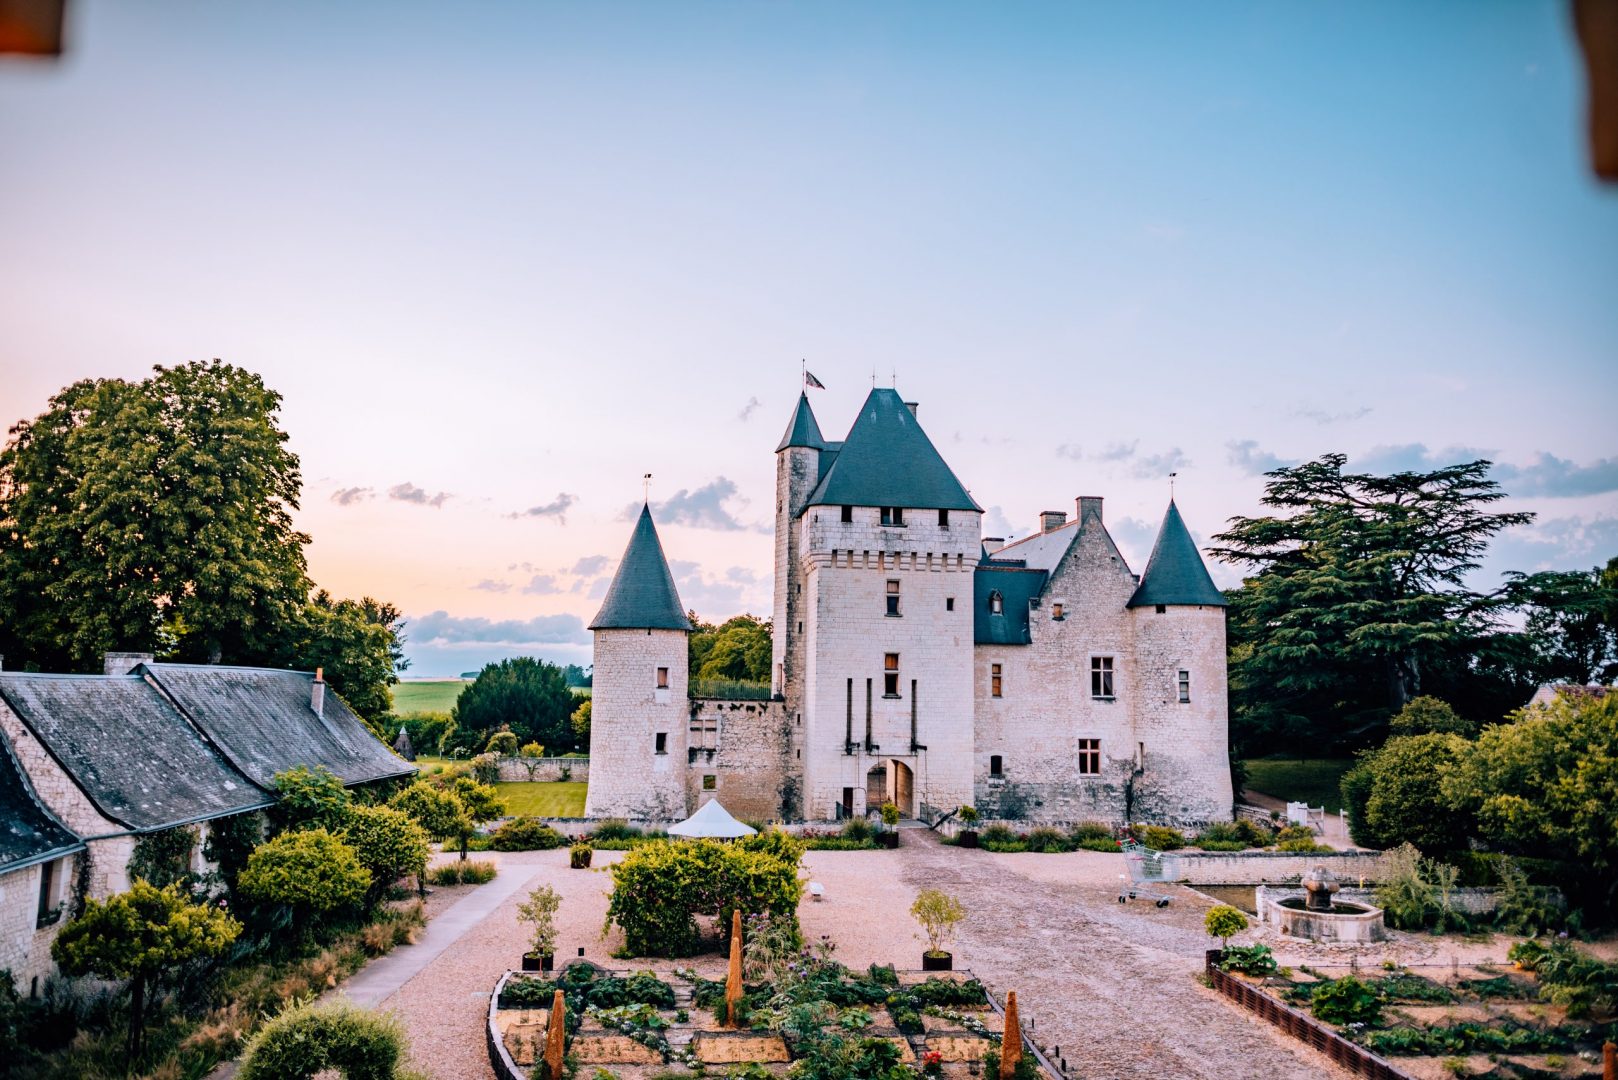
[583,504,693,821]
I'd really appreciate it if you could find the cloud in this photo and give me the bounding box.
[471,579,510,593]
[507,492,577,522]
[330,486,374,506]
[669,560,770,620]
[982,505,1018,541]
[1478,514,1618,584]
[409,611,589,647]
[1349,443,1494,475]
[1226,440,1300,476]
[738,397,763,422]
[571,555,611,576]
[1296,406,1372,425]
[1055,443,1084,461]
[389,482,452,508]
[1133,447,1191,478]
[1058,441,1188,478]
[629,477,765,532]
[1097,441,1138,462]
[522,574,563,595]
[1108,515,1157,570]
[1492,453,1618,498]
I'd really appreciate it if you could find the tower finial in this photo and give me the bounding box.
[643,472,652,503]
[1169,471,1177,498]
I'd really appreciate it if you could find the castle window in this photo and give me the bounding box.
[1051,602,1064,620]
[990,663,1002,698]
[1178,669,1191,703]
[880,506,905,526]
[886,579,901,616]
[702,774,717,791]
[656,666,669,689]
[841,505,853,523]
[655,733,667,755]
[883,653,900,697]
[36,857,67,928]
[989,754,1003,777]
[1090,656,1114,699]
[1155,604,1166,614]
[1078,738,1101,775]
[988,591,1003,615]
[938,509,949,527]
[946,597,955,611]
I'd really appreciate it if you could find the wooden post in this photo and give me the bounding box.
[1603,1039,1615,1080]
[725,909,744,1028]
[543,989,566,1079]
[1000,990,1021,1078]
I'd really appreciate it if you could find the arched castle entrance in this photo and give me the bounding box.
[865,760,916,817]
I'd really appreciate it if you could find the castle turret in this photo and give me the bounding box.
[583,504,693,820]
[1127,500,1232,823]
[772,393,824,709]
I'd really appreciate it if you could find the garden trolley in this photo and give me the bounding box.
[1118,838,1172,906]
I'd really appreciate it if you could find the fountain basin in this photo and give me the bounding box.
[1268,895,1386,943]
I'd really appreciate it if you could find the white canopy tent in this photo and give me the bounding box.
[666,798,757,839]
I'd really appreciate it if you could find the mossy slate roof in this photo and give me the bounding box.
[0,725,82,873]
[0,673,270,831]
[1127,500,1228,608]
[805,389,980,512]
[776,392,826,451]
[590,504,693,631]
[973,564,1048,645]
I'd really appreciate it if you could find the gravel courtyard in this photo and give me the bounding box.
[371,833,1356,1079]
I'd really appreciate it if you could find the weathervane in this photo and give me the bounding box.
[1169,471,1178,497]
[643,473,652,503]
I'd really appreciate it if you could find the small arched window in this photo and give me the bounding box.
[988,590,1003,615]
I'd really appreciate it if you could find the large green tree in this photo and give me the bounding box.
[1212,454,1532,752]
[1499,562,1618,686]
[451,657,578,751]
[291,591,408,728]
[688,612,772,684]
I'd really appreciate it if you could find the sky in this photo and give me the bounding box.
[2,2,1614,676]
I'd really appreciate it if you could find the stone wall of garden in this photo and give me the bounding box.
[1162,849,1393,884]
[1254,885,1500,927]
[494,757,589,784]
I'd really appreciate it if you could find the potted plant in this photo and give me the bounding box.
[911,888,965,971]
[570,841,593,869]
[957,805,980,848]
[517,884,561,971]
[879,801,901,848]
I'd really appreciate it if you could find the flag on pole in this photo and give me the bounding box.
[804,369,826,390]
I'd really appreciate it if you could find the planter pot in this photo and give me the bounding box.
[958,830,979,849]
[921,951,953,971]
[521,952,554,972]
[880,831,900,849]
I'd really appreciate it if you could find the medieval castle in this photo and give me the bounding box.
[583,388,1233,826]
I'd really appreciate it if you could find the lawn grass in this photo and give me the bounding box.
[492,781,588,817]
[1241,757,1353,814]
[391,679,467,713]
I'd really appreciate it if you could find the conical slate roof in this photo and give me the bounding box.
[1127,500,1227,608]
[776,392,826,452]
[805,388,980,511]
[590,504,693,631]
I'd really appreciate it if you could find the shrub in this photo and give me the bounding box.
[1273,825,1331,852]
[1218,944,1277,976]
[1309,976,1384,1027]
[957,805,979,826]
[468,752,501,785]
[484,730,519,756]
[839,817,874,843]
[1234,818,1274,846]
[238,1000,411,1080]
[1359,733,1471,856]
[878,802,900,827]
[388,781,467,841]
[425,859,498,885]
[592,819,642,843]
[490,817,567,851]
[238,829,371,916]
[979,824,1018,846]
[570,843,593,869]
[1022,827,1071,853]
[129,825,200,888]
[271,765,353,834]
[1204,904,1248,948]
[1390,696,1475,737]
[1071,821,1111,842]
[338,805,429,900]
[1136,825,1185,850]
[910,889,966,957]
[517,885,562,957]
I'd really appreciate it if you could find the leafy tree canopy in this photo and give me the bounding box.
[238,828,371,915]
[688,612,772,683]
[1498,561,1618,687]
[451,657,579,751]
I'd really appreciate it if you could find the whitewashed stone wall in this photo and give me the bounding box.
[494,757,590,784]
[584,628,689,820]
[1128,605,1233,823]
[685,699,791,822]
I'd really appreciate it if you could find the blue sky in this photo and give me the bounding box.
[2,2,1614,675]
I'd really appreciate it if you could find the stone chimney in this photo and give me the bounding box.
[904,401,919,418]
[104,652,155,676]
[1039,510,1068,533]
[311,667,326,716]
[1077,496,1104,523]
[983,537,1007,554]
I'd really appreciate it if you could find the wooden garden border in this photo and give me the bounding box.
[486,969,524,1080]
[1203,951,1413,1080]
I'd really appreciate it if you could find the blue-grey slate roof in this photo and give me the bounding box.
[805,389,981,512]
[589,504,693,631]
[974,564,1049,645]
[0,673,270,831]
[1127,500,1228,608]
[0,724,82,873]
[776,392,826,451]
[143,664,414,788]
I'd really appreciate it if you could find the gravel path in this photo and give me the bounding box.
[369,839,1355,1080]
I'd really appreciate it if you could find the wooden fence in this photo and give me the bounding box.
[1203,951,1413,1080]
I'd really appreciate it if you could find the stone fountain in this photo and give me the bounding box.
[1268,866,1387,943]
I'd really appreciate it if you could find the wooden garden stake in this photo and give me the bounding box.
[725,909,744,1028]
[1000,990,1021,1078]
[543,989,566,1079]
[1603,1039,1614,1080]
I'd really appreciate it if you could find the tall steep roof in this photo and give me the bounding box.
[776,392,826,452]
[1127,501,1227,608]
[974,564,1049,645]
[0,724,82,873]
[590,504,693,631]
[805,388,980,512]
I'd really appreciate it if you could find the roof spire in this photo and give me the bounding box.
[776,391,825,452]
[589,504,693,631]
[1127,500,1226,608]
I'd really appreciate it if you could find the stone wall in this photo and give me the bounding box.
[1127,604,1233,824]
[494,757,590,784]
[1254,885,1501,924]
[685,698,791,822]
[1161,849,1393,885]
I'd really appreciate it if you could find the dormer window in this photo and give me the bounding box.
[880,506,905,526]
[988,591,1003,615]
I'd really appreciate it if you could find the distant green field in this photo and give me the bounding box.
[1242,758,1353,814]
[493,781,588,817]
[391,680,467,714]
